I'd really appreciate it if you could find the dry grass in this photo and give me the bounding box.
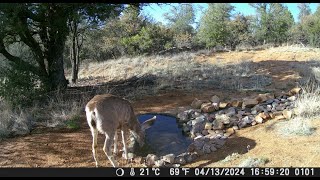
[31,92,90,129]
[238,157,270,167]
[0,100,32,138]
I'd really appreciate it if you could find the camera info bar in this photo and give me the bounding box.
[0,167,319,177]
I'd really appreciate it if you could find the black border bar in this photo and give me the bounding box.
[0,167,319,177]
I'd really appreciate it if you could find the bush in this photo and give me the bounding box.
[0,66,42,108]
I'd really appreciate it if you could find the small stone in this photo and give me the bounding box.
[287,96,296,102]
[146,154,159,166]
[288,87,302,96]
[154,160,166,167]
[231,100,243,107]
[204,122,212,130]
[242,99,259,108]
[210,95,220,104]
[255,115,264,124]
[162,154,175,164]
[219,102,229,109]
[282,109,292,119]
[191,98,207,109]
[202,129,209,136]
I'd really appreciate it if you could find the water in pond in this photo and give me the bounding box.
[138,114,192,156]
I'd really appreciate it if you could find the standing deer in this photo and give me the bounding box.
[85,94,156,167]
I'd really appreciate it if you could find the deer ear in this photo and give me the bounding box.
[141,116,156,131]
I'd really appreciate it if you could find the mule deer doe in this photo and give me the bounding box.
[85,94,156,167]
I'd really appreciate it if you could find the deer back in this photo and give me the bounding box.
[86,94,141,134]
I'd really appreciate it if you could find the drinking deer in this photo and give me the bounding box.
[85,94,156,167]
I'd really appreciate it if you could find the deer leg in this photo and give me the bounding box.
[121,129,128,160]
[113,131,118,154]
[103,133,118,167]
[91,127,99,167]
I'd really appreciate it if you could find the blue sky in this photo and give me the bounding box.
[142,3,319,26]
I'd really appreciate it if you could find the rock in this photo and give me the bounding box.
[187,153,198,162]
[224,128,235,137]
[232,125,239,130]
[282,109,292,119]
[127,152,135,159]
[251,109,257,115]
[162,154,175,164]
[288,87,302,96]
[201,103,216,113]
[191,98,208,109]
[238,110,245,115]
[231,100,243,107]
[275,106,285,111]
[255,93,274,103]
[255,115,264,124]
[287,96,296,102]
[215,130,224,135]
[203,143,212,154]
[207,129,216,135]
[219,102,229,109]
[214,138,226,147]
[202,129,209,136]
[210,144,217,152]
[187,143,196,152]
[204,122,213,130]
[155,160,166,167]
[266,105,272,111]
[266,99,274,104]
[258,112,270,120]
[134,156,144,164]
[272,102,279,108]
[242,99,259,108]
[182,124,190,133]
[242,116,252,124]
[251,121,257,126]
[226,107,237,116]
[210,95,220,104]
[146,154,159,166]
[274,114,286,120]
[238,120,247,128]
[192,116,205,125]
[177,111,189,122]
[174,155,187,165]
[212,119,225,130]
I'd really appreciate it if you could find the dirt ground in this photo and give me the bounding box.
[1,47,320,168]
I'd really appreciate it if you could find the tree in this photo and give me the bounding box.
[0,3,124,91]
[164,3,195,48]
[298,3,311,22]
[197,3,234,48]
[250,3,294,45]
[227,14,255,49]
[164,3,195,34]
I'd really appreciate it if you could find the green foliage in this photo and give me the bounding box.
[197,3,235,48]
[227,14,255,49]
[164,4,195,34]
[301,14,320,47]
[0,65,42,108]
[65,115,81,130]
[251,3,294,45]
[298,3,311,22]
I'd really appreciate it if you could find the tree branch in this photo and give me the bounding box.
[0,39,43,77]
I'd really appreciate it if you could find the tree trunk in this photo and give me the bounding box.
[70,20,82,84]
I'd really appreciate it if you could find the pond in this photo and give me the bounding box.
[138,113,193,156]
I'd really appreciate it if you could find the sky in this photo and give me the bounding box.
[142,3,319,27]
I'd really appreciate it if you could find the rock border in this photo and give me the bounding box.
[132,87,301,167]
